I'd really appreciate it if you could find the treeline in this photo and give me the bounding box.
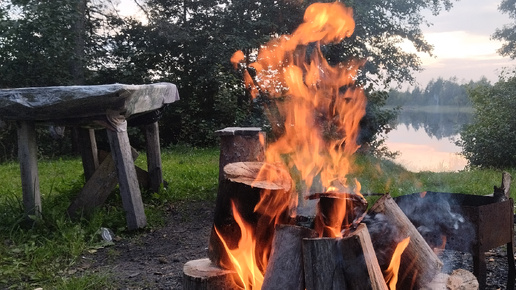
[387,77,493,107]
[0,0,466,161]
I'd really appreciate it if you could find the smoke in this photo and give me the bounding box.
[395,192,475,252]
[362,213,403,270]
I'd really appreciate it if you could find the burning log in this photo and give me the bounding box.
[309,192,368,237]
[368,194,443,289]
[183,258,240,290]
[303,223,388,290]
[208,161,294,270]
[262,224,318,290]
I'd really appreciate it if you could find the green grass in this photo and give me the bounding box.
[0,146,512,288]
[0,145,219,289]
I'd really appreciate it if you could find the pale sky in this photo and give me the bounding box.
[413,0,514,87]
[119,0,515,87]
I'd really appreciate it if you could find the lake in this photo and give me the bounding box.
[383,107,473,172]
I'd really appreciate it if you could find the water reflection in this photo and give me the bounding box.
[384,108,473,172]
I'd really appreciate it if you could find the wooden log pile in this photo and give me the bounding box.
[184,161,479,290]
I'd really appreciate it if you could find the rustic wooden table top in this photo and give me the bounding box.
[0,82,179,129]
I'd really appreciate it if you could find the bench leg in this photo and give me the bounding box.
[107,127,146,230]
[17,121,41,218]
[78,128,99,181]
[145,121,163,193]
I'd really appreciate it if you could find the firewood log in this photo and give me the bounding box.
[368,194,443,289]
[183,258,240,290]
[262,224,318,290]
[420,269,478,290]
[303,223,388,290]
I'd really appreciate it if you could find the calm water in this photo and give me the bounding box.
[384,108,473,172]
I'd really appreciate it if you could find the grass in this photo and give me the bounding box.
[0,145,512,288]
[0,145,218,289]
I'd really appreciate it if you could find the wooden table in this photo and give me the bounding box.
[0,83,179,229]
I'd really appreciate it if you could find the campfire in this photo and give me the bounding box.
[183,2,513,290]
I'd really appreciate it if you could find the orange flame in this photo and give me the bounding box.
[230,1,365,196]
[215,202,265,289]
[385,237,411,290]
[223,1,369,285]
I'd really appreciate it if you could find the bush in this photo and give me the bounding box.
[458,71,516,168]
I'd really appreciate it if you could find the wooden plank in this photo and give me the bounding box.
[144,121,163,192]
[107,127,146,230]
[17,121,41,218]
[67,149,139,218]
[78,128,99,181]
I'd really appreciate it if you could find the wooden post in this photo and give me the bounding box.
[78,128,99,181]
[107,126,146,230]
[303,224,388,290]
[17,121,41,218]
[144,121,163,193]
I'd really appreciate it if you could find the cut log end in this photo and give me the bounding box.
[183,258,240,290]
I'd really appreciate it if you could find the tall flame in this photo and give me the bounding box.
[232,1,366,194]
[223,1,369,288]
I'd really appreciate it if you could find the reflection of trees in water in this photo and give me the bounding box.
[396,109,473,140]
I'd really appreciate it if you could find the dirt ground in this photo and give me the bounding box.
[75,200,515,290]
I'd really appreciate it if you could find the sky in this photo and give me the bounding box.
[411,0,514,87]
[119,0,515,87]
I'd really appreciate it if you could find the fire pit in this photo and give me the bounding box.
[395,189,515,289]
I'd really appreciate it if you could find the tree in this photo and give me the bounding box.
[0,0,117,88]
[493,0,516,58]
[0,0,119,159]
[458,71,516,168]
[101,0,455,148]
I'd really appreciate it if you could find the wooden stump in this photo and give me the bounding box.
[303,223,388,290]
[183,258,239,290]
[369,194,443,289]
[262,224,318,290]
[208,161,294,270]
[215,127,265,184]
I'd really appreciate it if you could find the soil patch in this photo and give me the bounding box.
[76,200,215,289]
[76,200,514,289]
